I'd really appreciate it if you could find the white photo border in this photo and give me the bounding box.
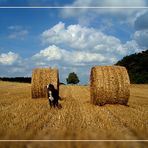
[0,5,147,142]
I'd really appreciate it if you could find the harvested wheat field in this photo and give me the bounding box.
[0,81,147,148]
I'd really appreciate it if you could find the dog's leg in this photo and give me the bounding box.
[56,100,58,108]
[49,100,52,109]
[53,100,56,108]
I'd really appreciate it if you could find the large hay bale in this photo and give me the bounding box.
[31,67,59,98]
[90,66,130,105]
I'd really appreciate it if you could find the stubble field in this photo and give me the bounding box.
[0,81,147,148]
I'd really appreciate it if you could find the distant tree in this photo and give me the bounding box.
[66,72,80,84]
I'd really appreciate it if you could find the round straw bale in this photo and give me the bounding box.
[31,67,59,98]
[90,66,130,106]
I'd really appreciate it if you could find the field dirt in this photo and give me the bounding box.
[0,81,147,148]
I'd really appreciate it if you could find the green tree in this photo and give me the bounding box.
[66,72,80,84]
[115,49,148,84]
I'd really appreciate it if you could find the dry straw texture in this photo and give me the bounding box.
[31,67,59,98]
[90,66,130,106]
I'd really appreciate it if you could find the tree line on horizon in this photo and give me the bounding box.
[0,77,31,83]
[116,49,148,84]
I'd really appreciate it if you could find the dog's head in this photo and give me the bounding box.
[47,84,54,91]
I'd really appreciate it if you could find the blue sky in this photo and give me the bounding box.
[0,0,148,84]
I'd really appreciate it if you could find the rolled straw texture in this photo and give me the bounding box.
[90,66,130,105]
[31,67,59,98]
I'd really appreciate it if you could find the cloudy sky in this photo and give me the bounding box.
[0,0,148,84]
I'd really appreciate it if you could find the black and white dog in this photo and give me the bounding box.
[47,84,59,108]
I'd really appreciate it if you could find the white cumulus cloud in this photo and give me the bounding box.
[42,22,121,51]
[61,0,147,27]
[0,51,19,65]
[32,44,112,66]
[133,29,148,48]
[41,22,142,61]
[33,45,62,62]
